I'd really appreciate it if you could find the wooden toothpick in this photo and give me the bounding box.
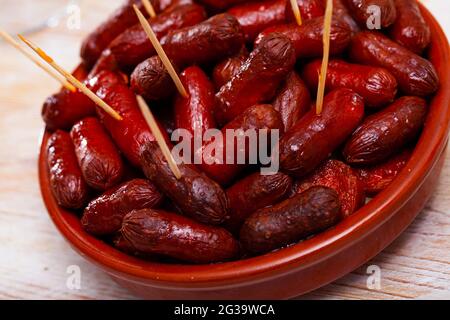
[142,0,157,18]
[133,4,188,98]
[18,35,123,121]
[289,0,302,26]
[0,28,76,92]
[316,0,333,115]
[136,95,182,179]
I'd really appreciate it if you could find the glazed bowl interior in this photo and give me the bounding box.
[39,4,450,288]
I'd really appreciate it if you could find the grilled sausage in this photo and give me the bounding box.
[212,47,248,90]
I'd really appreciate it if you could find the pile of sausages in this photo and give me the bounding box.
[43,0,439,264]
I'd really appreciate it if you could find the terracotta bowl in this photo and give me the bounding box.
[39,5,450,299]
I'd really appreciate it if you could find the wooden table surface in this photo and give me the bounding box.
[0,0,449,300]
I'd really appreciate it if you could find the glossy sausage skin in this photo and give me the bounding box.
[332,0,360,34]
[349,31,439,96]
[344,0,397,28]
[47,130,89,209]
[89,70,157,167]
[199,104,284,186]
[70,117,124,191]
[215,33,295,125]
[280,88,365,177]
[42,65,96,131]
[212,47,248,90]
[121,209,239,263]
[228,0,287,42]
[255,17,352,59]
[240,186,341,254]
[390,0,431,54]
[343,96,426,165]
[285,0,324,23]
[357,149,411,195]
[140,141,228,225]
[272,71,311,131]
[81,179,163,235]
[302,59,397,109]
[108,4,207,71]
[295,159,365,218]
[197,0,251,10]
[225,172,293,233]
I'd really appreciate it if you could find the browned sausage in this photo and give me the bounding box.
[212,47,248,90]
[121,208,239,263]
[285,0,325,23]
[279,88,365,177]
[240,186,341,254]
[332,0,360,34]
[140,141,228,225]
[344,0,397,28]
[215,33,295,125]
[302,59,397,109]
[272,71,311,131]
[197,0,252,10]
[343,96,427,165]
[225,172,293,233]
[70,117,124,191]
[390,0,431,54]
[47,130,89,209]
[81,179,163,235]
[349,31,439,96]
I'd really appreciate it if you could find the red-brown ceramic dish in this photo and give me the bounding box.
[38,5,450,299]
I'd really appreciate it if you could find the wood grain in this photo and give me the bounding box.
[0,0,448,300]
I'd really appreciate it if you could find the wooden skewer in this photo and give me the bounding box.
[289,0,302,26]
[133,4,188,98]
[17,34,123,121]
[0,28,76,92]
[142,0,157,18]
[316,0,333,115]
[136,95,182,179]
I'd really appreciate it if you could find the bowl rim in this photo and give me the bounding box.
[39,4,450,286]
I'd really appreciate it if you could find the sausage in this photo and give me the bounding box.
[80,0,152,68]
[255,17,352,59]
[272,71,311,131]
[302,59,397,109]
[349,31,439,96]
[42,65,96,131]
[199,104,284,186]
[240,186,341,254]
[332,0,360,34]
[157,0,194,12]
[295,159,365,218]
[356,149,411,195]
[389,0,431,54]
[46,130,89,209]
[225,172,293,233]
[160,13,245,67]
[344,0,397,28]
[108,4,207,71]
[197,0,252,10]
[279,88,365,178]
[81,179,163,235]
[227,0,287,42]
[212,47,248,90]
[215,33,295,125]
[70,117,124,191]
[88,70,159,167]
[140,141,228,225]
[343,96,426,165]
[285,0,325,23]
[121,209,239,263]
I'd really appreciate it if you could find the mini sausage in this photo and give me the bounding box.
[285,0,325,23]
[197,0,250,10]
[349,31,439,96]
[390,0,431,54]
[140,141,228,225]
[121,209,239,263]
[343,96,426,165]
[47,130,89,209]
[240,186,341,254]
[81,179,163,235]
[302,59,397,109]
[272,71,311,131]
[344,0,397,28]
[215,33,295,125]
[225,172,293,233]
[332,0,360,34]
[279,88,365,177]
[255,17,352,59]
[70,117,124,191]
[212,47,248,90]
